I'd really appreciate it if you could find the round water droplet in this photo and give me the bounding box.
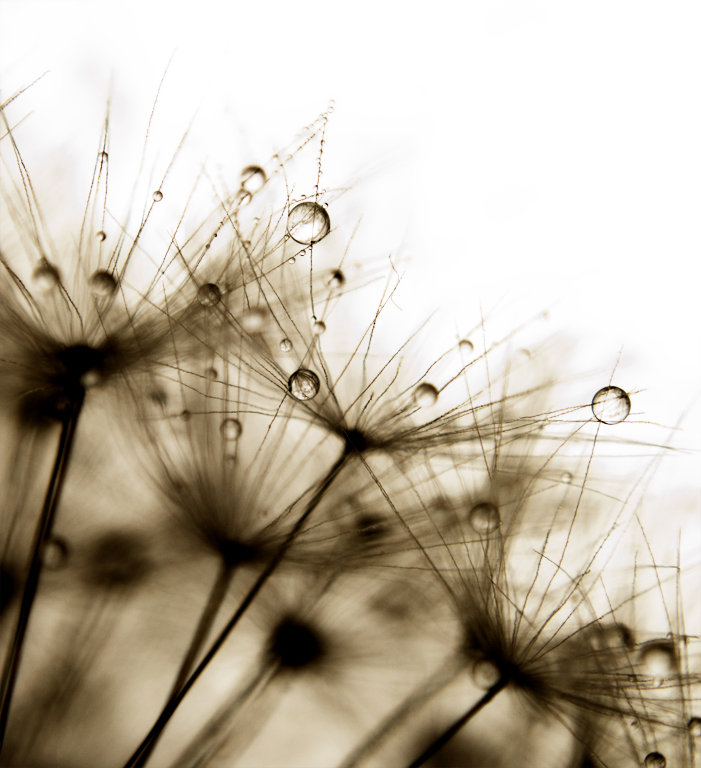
[287,201,331,245]
[561,472,573,484]
[152,190,163,202]
[687,717,701,738]
[33,261,61,292]
[180,410,192,422]
[312,320,326,335]
[42,538,68,570]
[95,230,106,242]
[459,339,474,355]
[592,386,631,425]
[235,188,253,207]
[205,367,218,380]
[279,338,292,353]
[516,348,531,362]
[220,418,242,441]
[89,270,118,297]
[644,752,666,768]
[241,308,267,333]
[472,659,501,689]
[240,165,266,193]
[639,640,677,681]
[197,283,221,307]
[469,502,501,535]
[413,383,438,407]
[328,270,345,288]
[288,256,296,265]
[288,369,320,401]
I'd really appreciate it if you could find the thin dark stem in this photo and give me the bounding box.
[404,678,507,768]
[0,398,83,749]
[124,453,348,768]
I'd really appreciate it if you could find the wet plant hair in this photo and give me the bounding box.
[0,75,699,768]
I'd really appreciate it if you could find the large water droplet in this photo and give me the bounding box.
[42,538,68,570]
[33,261,61,292]
[95,230,106,242]
[469,502,501,535]
[220,418,242,441]
[152,190,163,202]
[241,308,267,333]
[197,283,221,307]
[639,640,677,683]
[328,270,345,288]
[288,369,320,401]
[240,165,266,193]
[279,338,292,353]
[413,383,438,407]
[644,753,666,768]
[312,320,326,335]
[89,270,118,298]
[592,386,631,425]
[287,201,331,245]
[687,717,701,738]
[459,339,474,355]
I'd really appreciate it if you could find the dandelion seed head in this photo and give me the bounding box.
[268,617,326,670]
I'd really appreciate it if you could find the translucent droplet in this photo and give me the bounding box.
[592,386,631,425]
[328,270,345,288]
[459,339,474,355]
[240,165,266,193]
[516,348,531,361]
[205,367,218,380]
[42,538,68,570]
[639,640,677,682]
[235,188,253,207]
[220,418,242,441]
[469,502,501,535]
[33,261,61,292]
[95,230,106,242]
[687,717,701,737]
[241,308,267,333]
[288,369,320,401]
[89,270,118,297]
[197,283,221,307]
[413,383,438,407]
[152,190,163,202]
[279,338,292,353]
[180,410,192,422]
[80,369,101,389]
[288,257,296,265]
[287,201,331,245]
[561,472,573,484]
[644,752,666,768]
[312,320,326,335]
[472,659,501,689]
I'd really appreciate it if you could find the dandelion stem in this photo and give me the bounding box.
[124,453,348,768]
[404,677,507,768]
[0,397,83,749]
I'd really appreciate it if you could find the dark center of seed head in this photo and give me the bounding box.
[219,539,260,568]
[269,618,324,669]
[343,428,370,455]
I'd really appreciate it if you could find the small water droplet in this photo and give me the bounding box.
[180,410,192,422]
[241,308,267,333]
[469,502,501,535]
[288,369,320,401]
[413,383,438,407]
[152,190,163,202]
[639,640,677,682]
[33,261,61,292]
[561,472,573,484]
[220,418,242,441]
[95,230,106,242]
[644,752,666,768]
[242,239,251,249]
[42,538,68,570]
[459,339,474,355]
[205,367,218,380]
[287,201,331,245]
[235,188,252,207]
[239,165,266,193]
[279,338,292,353]
[197,283,221,307]
[687,717,701,737]
[312,320,326,335]
[592,386,631,425]
[89,270,118,297]
[328,270,345,288]
[516,348,531,362]
[472,659,501,689]
[288,257,296,265]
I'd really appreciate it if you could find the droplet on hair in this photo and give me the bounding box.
[42,538,69,570]
[687,717,701,737]
[95,230,106,242]
[644,753,666,768]
[561,472,573,484]
[180,410,192,422]
[89,270,118,298]
[235,188,253,207]
[312,320,326,335]
[197,283,222,307]
[239,165,266,193]
[220,418,242,441]
[279,338,292,353]
[288,256,296,265]
[287,201,331,245]
[459,339,474,355]
[152,190,163,202]
[592,386,631,425]
[468,502,501,535]
[639,640,676,684]
[268,618,324,669]
[241,308,267,333]
[472,659,501,689]
[33,261,61,292]
[288,369,320,401]
[328,270,345,288]
[413,383,438,407]
[205,367,218,380]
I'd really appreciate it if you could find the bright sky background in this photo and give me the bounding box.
[1,1,699,495]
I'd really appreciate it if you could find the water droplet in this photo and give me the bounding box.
[235,188,253,207]
[239,164,266,193]
[279,338,292,353]
[639,640,677,682]
[469,502,501,535]
[288,369,320,401]
[33,261,61,292]
[205,367,218,380]
[312,320,326,335]
[197,283,221,307]
[516,348,531,362]
[180,410,192,422]
[288,257,296,265]
[220,418,242,441]
[561,472,573,484]
[95,230,106,242]
[89,270,118,297]
[152,190,163,202]
[592,386,631,425]
[413,383,438,407]
[80,369,102,389]
[241,308,267,333]
[42,538,68,570]
[687,717,701,737]
[644,752,666,768]
[459,339,474,355]
[328,270,345,288]
[287,201,331,245]
[472,659,501,689]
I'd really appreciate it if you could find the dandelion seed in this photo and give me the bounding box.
[287,201,331,244]
[591,385,631,425]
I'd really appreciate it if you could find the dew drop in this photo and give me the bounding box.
[413,383,438,407]
[95,230,106,242]
[152,190,163,202]
[235,188,253,207]
[288,369,320,401]
[239,164,266,193]
[197,283,221,307]
[592,386,631,425]
[687,717,701,738]
[241,308,267,333]
[288,257,296,265]
[89,270,118,298]
[644,752,666,768]
[639,640,677,682]
[205,367,218,380]
[312,320,326,335]
[279,338,292,353]
[459,339,474,355]
[469,502,501,535]
[561,472,573,484]
[42,538,68,570]
[180,410,192,422]
[287,201,331,245]
[328,270,345,288]
[516,348,531,362]
[33,261,61,292]
[220,418,242,441]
